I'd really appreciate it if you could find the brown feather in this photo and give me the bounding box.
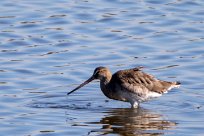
[110,67,176,95]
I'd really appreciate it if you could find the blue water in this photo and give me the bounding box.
[0,0,204,135]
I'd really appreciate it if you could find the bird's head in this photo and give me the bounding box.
[92,66,111,80]
[67,66,111,95]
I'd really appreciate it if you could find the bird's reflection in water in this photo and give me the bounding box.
[87,108,177,136]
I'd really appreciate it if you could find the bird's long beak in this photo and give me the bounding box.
[67,76,95,95]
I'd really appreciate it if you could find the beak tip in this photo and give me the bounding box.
[67,91,72,95]
[67,76,94,96]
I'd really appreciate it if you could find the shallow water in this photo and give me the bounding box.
[0,0,204,135]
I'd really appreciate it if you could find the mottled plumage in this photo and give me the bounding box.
[67,66,180,108]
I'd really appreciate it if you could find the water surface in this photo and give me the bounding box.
[0,0,204,135]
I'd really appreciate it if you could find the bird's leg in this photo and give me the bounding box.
[130,101,139,109]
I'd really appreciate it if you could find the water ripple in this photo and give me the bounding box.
[0,0,204,136]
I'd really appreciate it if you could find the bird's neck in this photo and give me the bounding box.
[101,74,112,85]
[100,74,112,98]
[101,69,112,84]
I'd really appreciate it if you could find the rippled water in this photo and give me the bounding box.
[0,0,204,135]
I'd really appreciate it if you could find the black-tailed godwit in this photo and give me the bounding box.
[67,66,180,108]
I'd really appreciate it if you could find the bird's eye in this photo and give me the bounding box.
[93,70,99,76]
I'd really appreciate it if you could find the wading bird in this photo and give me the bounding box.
[67,67,180,108]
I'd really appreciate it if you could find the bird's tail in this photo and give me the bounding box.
[168,81,181,91]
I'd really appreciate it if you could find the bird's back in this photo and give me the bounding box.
[110,67,180,98]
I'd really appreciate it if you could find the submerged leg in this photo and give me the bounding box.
[130,101,139,109]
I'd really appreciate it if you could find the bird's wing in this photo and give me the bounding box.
[112,68,172,95]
